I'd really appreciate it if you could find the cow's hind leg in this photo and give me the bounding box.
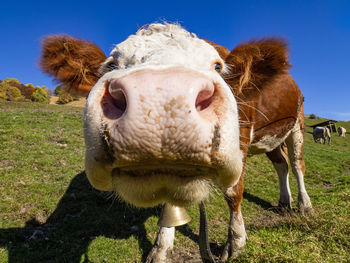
[146,226,175,263]
[266,144,292,209]
[221,174,247,261]
[285,119,313,212]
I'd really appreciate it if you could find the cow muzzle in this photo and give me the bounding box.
[84,67,243,207]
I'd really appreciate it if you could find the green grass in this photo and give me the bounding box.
[0,101,349,262]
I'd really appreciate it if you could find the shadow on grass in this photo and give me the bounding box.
[243,191,274,210]
[243,191,303,215]
[0,174,291,262]
[243,191,290,214]
[0,172,161,262]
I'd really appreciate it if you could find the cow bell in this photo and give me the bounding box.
[157,203,191,227]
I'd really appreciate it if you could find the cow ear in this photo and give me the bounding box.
[39,35,107,97]
[225,38,291,95]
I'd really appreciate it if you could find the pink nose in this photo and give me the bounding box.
[101,69,215,120]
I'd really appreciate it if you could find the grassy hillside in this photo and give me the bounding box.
[0,101,349,263]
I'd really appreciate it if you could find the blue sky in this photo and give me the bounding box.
[1,0,349,120]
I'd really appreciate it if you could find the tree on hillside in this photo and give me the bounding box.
[1,78,32,101]
[54,84,79,104]
[17,83,36,100]
[0,80,5,100]
[54,85,64,96]
[0,80,24,102]
[32,86,50,103]
[309,114,317,119]
[0,78,51,103]
[3,78,20,85]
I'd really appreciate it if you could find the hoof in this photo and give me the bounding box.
[298,204,314,215]
[278,201,292,210]
[277,201,293,214]
[298,193,313,214]
[220,236,246,262]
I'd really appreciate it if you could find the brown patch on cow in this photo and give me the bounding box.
[280,142,288,159]
[225,175,244,212]
[223,39,307,221]
[225,38,291,95]
[211,124,221,152]
[99,126,115,163]
[252,118,295,144]
[238,72,302,146]
[40,35,106,97]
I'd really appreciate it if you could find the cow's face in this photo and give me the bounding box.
[76,24,242,207]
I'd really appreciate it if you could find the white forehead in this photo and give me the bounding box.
[107,23,223,71]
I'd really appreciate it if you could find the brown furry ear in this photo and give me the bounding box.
[39,35,107,97]
[225,38,291,94]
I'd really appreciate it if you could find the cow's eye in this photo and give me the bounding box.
[214,62,223,73]
[107,62,118,71]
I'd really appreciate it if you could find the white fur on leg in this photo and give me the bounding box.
[291,163,312,211]
[286,121,313,212]
[146,227,175,263]
[221,209,247,261]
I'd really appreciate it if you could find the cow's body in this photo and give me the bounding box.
[199,41,312,260]
[40,23,312,262]
[313,126,331,145]
[338,126,346,137]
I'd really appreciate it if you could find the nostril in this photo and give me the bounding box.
[111,89,127,113]
[101,82,127,119]
[195,88,214,112]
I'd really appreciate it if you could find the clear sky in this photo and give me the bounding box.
[1,0,349,120]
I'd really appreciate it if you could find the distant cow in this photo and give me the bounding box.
[313,126,331,145]
[40,23,313,262]
[338,126,346,137]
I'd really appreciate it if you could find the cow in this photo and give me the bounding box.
[313,126,331,145]
[40,23,313,262]
[338,126,346,137]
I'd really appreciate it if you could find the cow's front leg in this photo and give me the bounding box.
[221,175,246,261]
[146,226,175,263]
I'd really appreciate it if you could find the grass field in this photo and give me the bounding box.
[0,101,349,263]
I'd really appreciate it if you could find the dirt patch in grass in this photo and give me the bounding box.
[167,246,224,263]
[167,247,202,263]
[49,96,86,108]
[0,159,13,170]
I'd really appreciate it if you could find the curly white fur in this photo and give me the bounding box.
[100,23,228,74]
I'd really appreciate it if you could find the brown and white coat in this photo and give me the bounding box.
[40,23,312,262]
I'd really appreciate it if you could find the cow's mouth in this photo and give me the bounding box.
[113,164,216,178]
[111,164,216,207]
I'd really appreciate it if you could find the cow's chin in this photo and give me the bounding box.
[111,166,215,208]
